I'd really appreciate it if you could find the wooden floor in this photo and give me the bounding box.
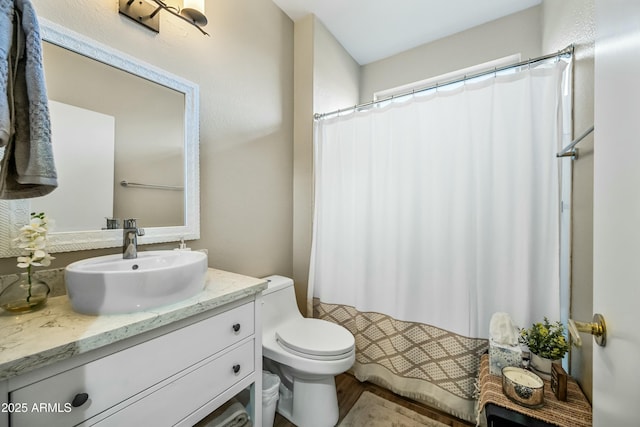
[273,373,474,427]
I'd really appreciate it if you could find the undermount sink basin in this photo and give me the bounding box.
[65,250,208,315]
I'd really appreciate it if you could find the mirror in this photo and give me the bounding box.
[0,18,200,257]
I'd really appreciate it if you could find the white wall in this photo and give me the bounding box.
[32,101,115,231]
[0,0,294,278]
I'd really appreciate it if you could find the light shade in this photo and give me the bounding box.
[181,0,207,26]
[183,0,205,13]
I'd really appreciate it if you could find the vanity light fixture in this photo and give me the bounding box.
[119,0,209,36]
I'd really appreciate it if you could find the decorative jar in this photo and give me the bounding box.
[0,273,50,313]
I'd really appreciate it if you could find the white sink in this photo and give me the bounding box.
[65,251,208,315]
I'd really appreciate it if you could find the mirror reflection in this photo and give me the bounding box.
[0,19,200,258]
[32,42,185,232]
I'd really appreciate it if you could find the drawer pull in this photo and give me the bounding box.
[71,392,89,407]
[232,323,241,333]
[232,364,241,375]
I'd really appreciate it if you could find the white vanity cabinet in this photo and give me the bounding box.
[0,272,265,427]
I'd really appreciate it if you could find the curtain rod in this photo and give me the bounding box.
[314,44,574,121]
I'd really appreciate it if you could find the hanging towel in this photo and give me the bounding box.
[0,1,12,146]
[0,0,57,199]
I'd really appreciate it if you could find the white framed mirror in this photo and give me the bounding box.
[0,18,200,257]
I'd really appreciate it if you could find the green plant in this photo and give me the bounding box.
[519,317,569,360]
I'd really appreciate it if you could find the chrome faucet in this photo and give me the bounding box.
[123,218,145,259]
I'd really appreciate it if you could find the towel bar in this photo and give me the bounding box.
[120,180,183,191]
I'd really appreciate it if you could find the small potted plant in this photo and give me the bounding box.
[519,317,569,380]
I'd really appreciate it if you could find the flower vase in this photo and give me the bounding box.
[0,273,50,313]
[530,353,560,380]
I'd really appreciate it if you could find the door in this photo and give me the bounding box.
[593,1,640,425]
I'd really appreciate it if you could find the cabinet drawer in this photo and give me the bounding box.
[10,302,254,427]
[94,340,255,426]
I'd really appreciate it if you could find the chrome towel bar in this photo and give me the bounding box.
[120,180,183,191]
[557,125,594,159]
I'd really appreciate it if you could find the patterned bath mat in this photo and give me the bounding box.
[339,391,448,427]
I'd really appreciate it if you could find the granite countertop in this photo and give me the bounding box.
[0,268,267,382]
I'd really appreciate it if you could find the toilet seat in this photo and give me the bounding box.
[276,318,355,361]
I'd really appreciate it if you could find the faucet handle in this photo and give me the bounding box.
[123,218,138,229]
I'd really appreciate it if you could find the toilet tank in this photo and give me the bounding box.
[261,275,302,331]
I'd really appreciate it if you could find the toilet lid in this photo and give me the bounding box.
[276,318,355,358]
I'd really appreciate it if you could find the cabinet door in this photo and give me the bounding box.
[93,340,255,426]
[10,302,254,427]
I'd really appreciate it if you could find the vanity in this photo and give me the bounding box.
[0,269,267,427]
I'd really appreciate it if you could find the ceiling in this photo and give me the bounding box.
[272,0,542,65]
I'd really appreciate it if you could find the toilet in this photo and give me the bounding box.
[261,275,355,427]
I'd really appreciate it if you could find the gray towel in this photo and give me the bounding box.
[0,1,12,147]
[0,0,57,199]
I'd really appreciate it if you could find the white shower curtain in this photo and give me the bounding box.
[309,61,568,421]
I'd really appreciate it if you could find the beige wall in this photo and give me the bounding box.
[359,6,542,102]
[542,0,595,402]
[312,20,361,113]
[292,15,315,314]
[292,16,360,313]
[0,0,294,279]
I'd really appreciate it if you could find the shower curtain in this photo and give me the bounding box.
[309,61,569,421]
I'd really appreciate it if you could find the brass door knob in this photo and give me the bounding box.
[568,313,606,347]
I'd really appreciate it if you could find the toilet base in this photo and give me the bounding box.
[276,376,339,427]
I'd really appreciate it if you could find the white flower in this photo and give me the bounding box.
[16,256,34,268]
[14,212,55,277]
